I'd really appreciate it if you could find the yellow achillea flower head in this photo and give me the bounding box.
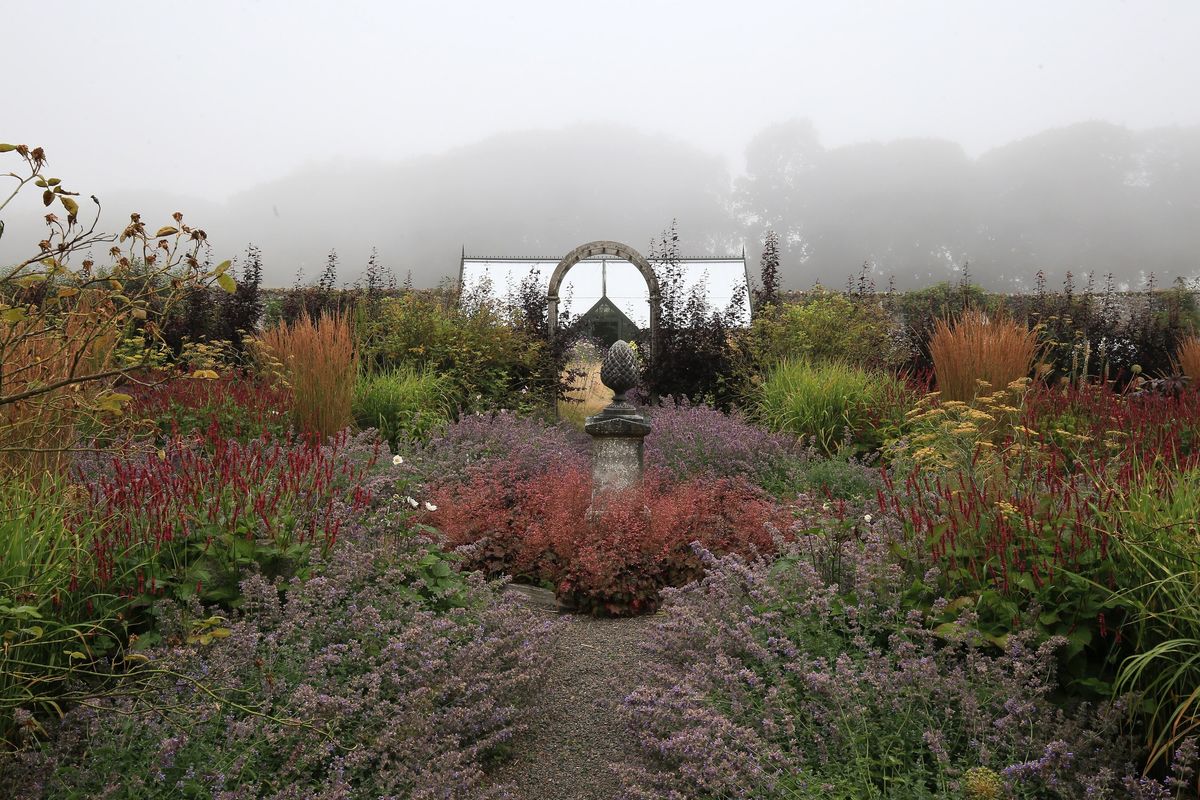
[963,766,1004,800]
[995,500,1019,517]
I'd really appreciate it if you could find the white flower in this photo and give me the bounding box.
[822,502,831,512]
[392,454,404,466]
[424,502,438,512]
[405,496,419,509]
[863,514,873,524]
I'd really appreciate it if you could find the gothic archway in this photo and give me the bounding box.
[547,240,661,358]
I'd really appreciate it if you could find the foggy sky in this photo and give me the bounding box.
[3,1,1199,288]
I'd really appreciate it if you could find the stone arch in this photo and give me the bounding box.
[547,240,661,357]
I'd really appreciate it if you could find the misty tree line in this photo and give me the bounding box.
[221,119,1198,292]
[736,119,1200,290]
[7,120,1195,292]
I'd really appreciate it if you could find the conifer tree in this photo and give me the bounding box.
[755,228,781,310]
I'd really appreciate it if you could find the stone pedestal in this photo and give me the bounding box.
[584,411,651,493]
[584,339,652,496]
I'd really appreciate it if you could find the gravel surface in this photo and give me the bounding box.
[488,586,657,800]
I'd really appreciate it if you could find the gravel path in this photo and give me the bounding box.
[489,586,657,800]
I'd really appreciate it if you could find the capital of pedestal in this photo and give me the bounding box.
[583,411,651,438]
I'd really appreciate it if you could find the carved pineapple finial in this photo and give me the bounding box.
[599,340,638,405]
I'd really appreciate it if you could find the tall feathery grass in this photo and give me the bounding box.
[755,359,905,454]
[929,308,1040,402]
[257,310,357,442]
[353,366,452,449]
[1174,335,1200,384]
[0,294,118,477]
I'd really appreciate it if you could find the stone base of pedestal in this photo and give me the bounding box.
[584,413,651,494]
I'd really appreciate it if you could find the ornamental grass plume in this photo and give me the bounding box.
[929,308,1040,402]
[1173,335,1200,385]
[257,309,357,442]
[0,293,118,477]
[754,359,908,454]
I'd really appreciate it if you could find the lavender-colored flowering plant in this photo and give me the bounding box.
[643,402,881,500]
[400,410,589,489]
[2,503,558,799]
[618,516,1196,799]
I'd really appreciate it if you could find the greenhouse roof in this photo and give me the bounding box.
[459,254,751,327]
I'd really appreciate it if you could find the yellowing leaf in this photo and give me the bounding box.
[60,195,79,216]
[190,369,220,380]
[154,225,178,237]
[0,143,16,152]
[217,272,236,294]
[214,259,232,275]
[1,307,27,323]
[97,392,133,415]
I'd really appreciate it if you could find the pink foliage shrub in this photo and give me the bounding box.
[426,464,791,614]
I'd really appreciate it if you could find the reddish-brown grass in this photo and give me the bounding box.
[257,310,357,441]
[1174,335,1200,384]
[929,308,1040,401]
[0,293,118,476]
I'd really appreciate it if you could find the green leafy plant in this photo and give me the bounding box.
[1094,464,1200,772]
[0,475,139,740]
[748,288,909,370]
[357,290,551,414]
[353,365,452,449]
[755,359,909,454]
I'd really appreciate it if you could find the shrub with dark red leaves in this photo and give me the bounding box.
[426,464,792,615]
